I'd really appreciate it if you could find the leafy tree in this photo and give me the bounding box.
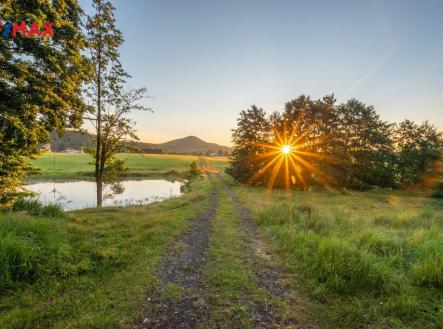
[189,161,201,179]
[86,0,148,206]
[228,96,442,191]
[394,120,443,187]
[279,94,340,188]
[226,105,270,184]
[0,0,90,206]
[336,99,396,189]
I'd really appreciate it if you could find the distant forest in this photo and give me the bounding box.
[49,130,94,152]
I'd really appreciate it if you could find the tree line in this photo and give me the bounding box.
[0,0,148,207]
[227,95,443,191]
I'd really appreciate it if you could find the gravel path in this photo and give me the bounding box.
[134,172,315,328]
[133,183,218,329]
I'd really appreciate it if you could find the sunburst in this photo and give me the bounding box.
[247,122,334,190]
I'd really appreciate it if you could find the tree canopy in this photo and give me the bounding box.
[0,0,90,206]
[228,95,443,191]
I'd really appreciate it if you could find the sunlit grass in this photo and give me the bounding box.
[233,184,443,328]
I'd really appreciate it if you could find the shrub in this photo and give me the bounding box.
[431,183,443,199]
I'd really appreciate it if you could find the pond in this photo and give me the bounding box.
[25,179,183,211]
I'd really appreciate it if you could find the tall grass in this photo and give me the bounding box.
[255,200,443,327]
[11,197,65,218]
[0,215,71,289]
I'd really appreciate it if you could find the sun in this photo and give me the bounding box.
[281,145,291,154]
[246,121,335,191]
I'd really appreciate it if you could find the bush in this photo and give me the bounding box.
[0,216,72,288]
[431,183,443,199]
[11,197,64,218]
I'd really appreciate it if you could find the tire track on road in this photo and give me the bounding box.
[134,180,218,329]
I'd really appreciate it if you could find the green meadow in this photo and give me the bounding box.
[29,153,229,179]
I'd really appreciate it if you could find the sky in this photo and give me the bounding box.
[79,0,443,146]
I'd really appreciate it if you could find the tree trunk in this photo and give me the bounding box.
[95,20,102,207]
[96,177,103,207]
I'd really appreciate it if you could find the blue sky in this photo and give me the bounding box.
[79,0,443,145]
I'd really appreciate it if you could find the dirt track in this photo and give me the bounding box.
[134,180,218,329]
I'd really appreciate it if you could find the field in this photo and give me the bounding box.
[234,184,443,328]
[1,162,442,328]
[29,153,230,179]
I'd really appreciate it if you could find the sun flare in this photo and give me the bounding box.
[247,122,334,191]
[281,145,291,154]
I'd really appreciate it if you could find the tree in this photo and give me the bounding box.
[280,94,340,188]
[189,161,201,179]
[394,120,443,188]
[226,105,270,184]
[0,0,90,206]
[86,0,148,206]
[336,99,396,189]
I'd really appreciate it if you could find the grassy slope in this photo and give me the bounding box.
[235,185,443,328]
[0,179,213,329]
[29,153,229,179]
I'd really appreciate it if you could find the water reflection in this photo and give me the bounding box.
[25,179,183,211]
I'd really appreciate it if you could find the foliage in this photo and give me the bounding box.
[49,130,94,152]
[394,120,443,187]
[225,105,270,184]
[0,0,90,206]
[228,94,443,190]
[189,161,201,179]
[432,183,443,198]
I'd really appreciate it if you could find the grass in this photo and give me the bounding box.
[11,197,65,218]
[0,178,213,329]
[233,184,443,328]
[2,168,442,328]
[203,185,259,328]
[29,153,229,179]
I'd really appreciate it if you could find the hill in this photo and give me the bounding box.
[158,136,231,154]
[49,131,231,155]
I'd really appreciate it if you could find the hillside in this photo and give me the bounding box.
[49,131,231,154]
[158,136,231,154]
